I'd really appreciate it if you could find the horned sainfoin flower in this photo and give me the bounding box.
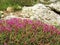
[42,23,50,32]
[5,25,12,32]
[0,19,3,24]
[0,20,6,32]
[6,19,15,26]
[23,19,28,24]
[34,20,43,27]
[4,42,7,45]
[57,30,60,35]
[16,22,25,28]
[42,23,60,34]
[27,19,33,25]
[49,25,59,34]
[0,18,60,35]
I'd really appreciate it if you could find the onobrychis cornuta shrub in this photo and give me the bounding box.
[0,18,60,45]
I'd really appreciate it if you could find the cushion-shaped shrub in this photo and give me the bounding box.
[0,18,60,45]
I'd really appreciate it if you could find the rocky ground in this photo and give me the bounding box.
[0,0,60,26]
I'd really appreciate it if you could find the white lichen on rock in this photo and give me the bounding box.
[39,0,57,4]
[21,3,60,25]
[48,2,60,12]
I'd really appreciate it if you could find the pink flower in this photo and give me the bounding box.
[43,24,50,32]
[23,19,28,24]
[56,30,60,35]
[0,18,60,35]
[4,42,7,45]
[27,19,33,25]
[5,26,12,32]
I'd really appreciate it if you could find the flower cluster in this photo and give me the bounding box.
[0,18,60,45]
[0,18,60,34]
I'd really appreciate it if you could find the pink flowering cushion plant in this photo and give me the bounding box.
[0,18,60,45]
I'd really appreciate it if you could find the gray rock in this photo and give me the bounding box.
[48,2,60,12]
[39,0,57,4]
[21,3,60,25]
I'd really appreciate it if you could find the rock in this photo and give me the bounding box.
[48,2,60,12]
[21,6,33,18]
[4,13,18,19]
[57,16,60,24]
[0,11,23,19]
[1,15,4,18]
[39,0,57,4]
[49,0,57,2]
[21,3,60,25]
[0,11,4,19]
[0,11,4,14]
[7,7,14,12]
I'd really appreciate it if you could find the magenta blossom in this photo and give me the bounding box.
[0,18,60,35]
